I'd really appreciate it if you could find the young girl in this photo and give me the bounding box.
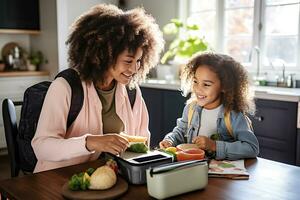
[159,52,259,160]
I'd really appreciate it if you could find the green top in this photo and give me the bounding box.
[96,83,124,134]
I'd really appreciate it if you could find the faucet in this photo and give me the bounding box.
[249,46,262,85]
[253,46,261,78]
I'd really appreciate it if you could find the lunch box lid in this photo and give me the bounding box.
[114,150,173,166]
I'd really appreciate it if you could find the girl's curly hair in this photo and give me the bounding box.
[66,4,164,86]
[181,52,255,114]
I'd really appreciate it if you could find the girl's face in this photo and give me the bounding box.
[193,65,222,109]
[108,47,143,85]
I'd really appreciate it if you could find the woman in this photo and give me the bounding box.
[32,4,164,172]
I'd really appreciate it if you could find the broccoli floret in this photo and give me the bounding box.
[68,171,91,191]
[68,174,81,191]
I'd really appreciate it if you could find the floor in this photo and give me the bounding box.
[0,154,11,180]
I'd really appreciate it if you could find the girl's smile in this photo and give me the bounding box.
[193,65,222,109]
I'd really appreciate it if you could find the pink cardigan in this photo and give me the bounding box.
[32,77,150,173]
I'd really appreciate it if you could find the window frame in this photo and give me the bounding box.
[183,0,300,75]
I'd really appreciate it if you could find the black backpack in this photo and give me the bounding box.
[17,68,136,173]
[17,68,84,172]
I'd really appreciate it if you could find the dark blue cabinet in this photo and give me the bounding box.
[141,87,188,148]
[142,87,299,165]
[250,99,297,165]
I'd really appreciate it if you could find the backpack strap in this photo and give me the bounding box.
[187,101,196,128]
[55,68,84,128]
[126,86,136,109]
[244,114,254,131]
[224,111,233,136]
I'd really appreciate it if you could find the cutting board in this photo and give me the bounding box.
[61,176,128,200]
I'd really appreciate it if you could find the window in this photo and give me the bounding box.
[263,0,299,69]
[188,1,217,48]
[187,0,300,73]
[224,0,254,64]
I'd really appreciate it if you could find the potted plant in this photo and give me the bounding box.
[27,51,46,71]
[158,19,211,79]
[161,18,210,64]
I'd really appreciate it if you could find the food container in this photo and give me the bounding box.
[109,150,173,185]
[146,160,208,199]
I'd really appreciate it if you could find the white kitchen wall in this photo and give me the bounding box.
[126,0,179,30]
[30,0,58,78]
[56,0,118,76]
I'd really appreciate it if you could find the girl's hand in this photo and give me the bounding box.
[159,140,173,149]
[192,136,216,151]
[86,134,129,155]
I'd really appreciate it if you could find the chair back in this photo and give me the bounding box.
[2,99,22,177]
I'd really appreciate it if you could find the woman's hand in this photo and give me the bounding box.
[86,134,129,155]
[159,140,173,149]
[192,136,216,151]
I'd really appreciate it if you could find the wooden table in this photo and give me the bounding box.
[0,157,300,200]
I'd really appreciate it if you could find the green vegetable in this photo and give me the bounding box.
[68,174,82,191]
[68,168,94,191]
[86,168,95,176]
[127,143,148,153]
[210,133,221,141]
[164,150,177,161]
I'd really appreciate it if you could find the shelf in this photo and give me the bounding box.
[0,29,40,35]
[0,71,49,77]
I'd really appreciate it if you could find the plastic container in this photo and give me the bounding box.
[146,160,208,199]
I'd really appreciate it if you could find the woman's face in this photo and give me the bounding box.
[192,65,222,109]
[108,47,143,85]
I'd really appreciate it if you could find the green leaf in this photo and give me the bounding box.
[187,24,200,30]
[161,51,174,64]
[169,39,180,50]
[170,18,183,27]
[163,23,178,35]
[86,168,95,176]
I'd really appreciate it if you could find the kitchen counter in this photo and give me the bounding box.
[141,79,300,102]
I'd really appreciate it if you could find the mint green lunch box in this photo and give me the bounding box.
[146,160,208,199]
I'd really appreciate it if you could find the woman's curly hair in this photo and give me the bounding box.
[181,52,255,114]
[66,4,164,86]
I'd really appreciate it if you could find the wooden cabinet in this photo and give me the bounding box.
[0,0,40,32]
[249,99,298,165]
[0,74,49,148]
[141,87,188,148]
